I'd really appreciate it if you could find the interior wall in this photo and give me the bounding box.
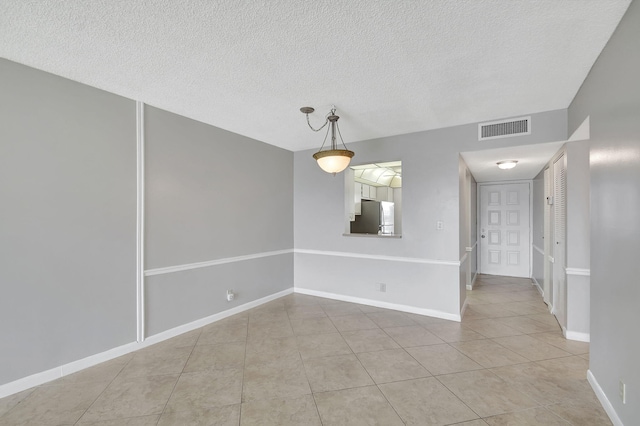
[532,168,545,293]
[567,0,640,423]
[293,109,567,318]
[144,106,294,335]
[0,58,295,391]
[0,59,137,386]
[564,141,590,340]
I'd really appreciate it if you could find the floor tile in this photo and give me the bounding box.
[77,414,161,425]
[0,381,109,426]
[490,362,590,405]
[422,323,486,342]
[245,335,300,365]
[290,316,337,335]
[356,349,430,384]
[329,313,378,332]
[79,375,178,423]
[462,318,523,338]
[547,393,613,426]
[0,388,35,417]
[383,325,444,347]
[535,355,589,380]
[365,311,416,327]
[450,339,529,368]
[165,369,242,412]
[303,354,374,392]
[242,358,311,402]
[197,320,247,345]
[314,386,404,426]
[492,334,572,361]
[286,304,327,320]
[247,317,294,340]
[406,344,483,375]
[484,406,571,425]
[496,316,559,334]
[340,328,400,353]
[296,332,352,360]
[529,331,589,355]
[240,394,321,426]
[321,302,364,317]
[379,377,478,425]
[118,346,192,378]
[437,369,539,417]
[157,405,240,426]
[182,342,245,372]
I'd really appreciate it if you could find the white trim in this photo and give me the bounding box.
[588,370,623,426]
[0,288,293,399]
[145,249,294,276]
[294,287,461,322]
[460,252,468,265]
[295,248,461,266]
[466,271,478,291]
[533,244,545,256]
[460,299,469,318]
[565,330,590,342]
[565,267,591,276]
[532,276,544,296]
[135,101,145,343]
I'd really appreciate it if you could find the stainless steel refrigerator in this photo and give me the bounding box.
[350,200,395,235]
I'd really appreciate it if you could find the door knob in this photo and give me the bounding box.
[481,235,486,238]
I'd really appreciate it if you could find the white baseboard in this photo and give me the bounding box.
[294,287,461,322]
[532,277,544,297]
[565,329,590,342]
[466,271,478,291]
[0,287,293,399]
[460,299,469,318]
[587,370,623,426]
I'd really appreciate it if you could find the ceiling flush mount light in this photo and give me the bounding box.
[301,106,354,175]
[497,160,518,170]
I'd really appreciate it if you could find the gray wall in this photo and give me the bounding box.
[0,59,294,389]
[294,109,566,317]
[144,106,294,335]
[0,59,137,385]
[532,168,545,289]
[568,0,640,422]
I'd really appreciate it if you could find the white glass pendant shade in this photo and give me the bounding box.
[313,149,354,174]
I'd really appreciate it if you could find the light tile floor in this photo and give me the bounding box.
[0,274,611,425]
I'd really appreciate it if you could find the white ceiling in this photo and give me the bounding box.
[461,141,567,183]
[0,1,631,153]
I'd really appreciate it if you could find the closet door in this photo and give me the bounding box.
[552,154,567,329]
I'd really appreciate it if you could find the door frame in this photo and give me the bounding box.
[476,180,534,278]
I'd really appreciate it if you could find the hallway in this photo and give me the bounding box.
[0,275,609,425]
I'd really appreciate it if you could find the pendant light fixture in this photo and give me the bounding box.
[300,106,354,175]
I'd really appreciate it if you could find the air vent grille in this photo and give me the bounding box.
[479,116,531,141]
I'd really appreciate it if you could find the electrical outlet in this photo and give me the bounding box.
[436,221,444,230]
[619,380,626,404]
[226,290,235,302]
[378,283,387,292]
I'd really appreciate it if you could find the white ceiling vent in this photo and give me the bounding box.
[478,116,531,141]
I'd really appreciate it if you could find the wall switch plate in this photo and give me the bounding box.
[619,380,626,404]
[378,283,386,292]
[226,290,235,302]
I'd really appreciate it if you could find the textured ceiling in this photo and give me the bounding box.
[0,1,631,152]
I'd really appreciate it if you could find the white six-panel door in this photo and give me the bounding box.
[479,182,531,278]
